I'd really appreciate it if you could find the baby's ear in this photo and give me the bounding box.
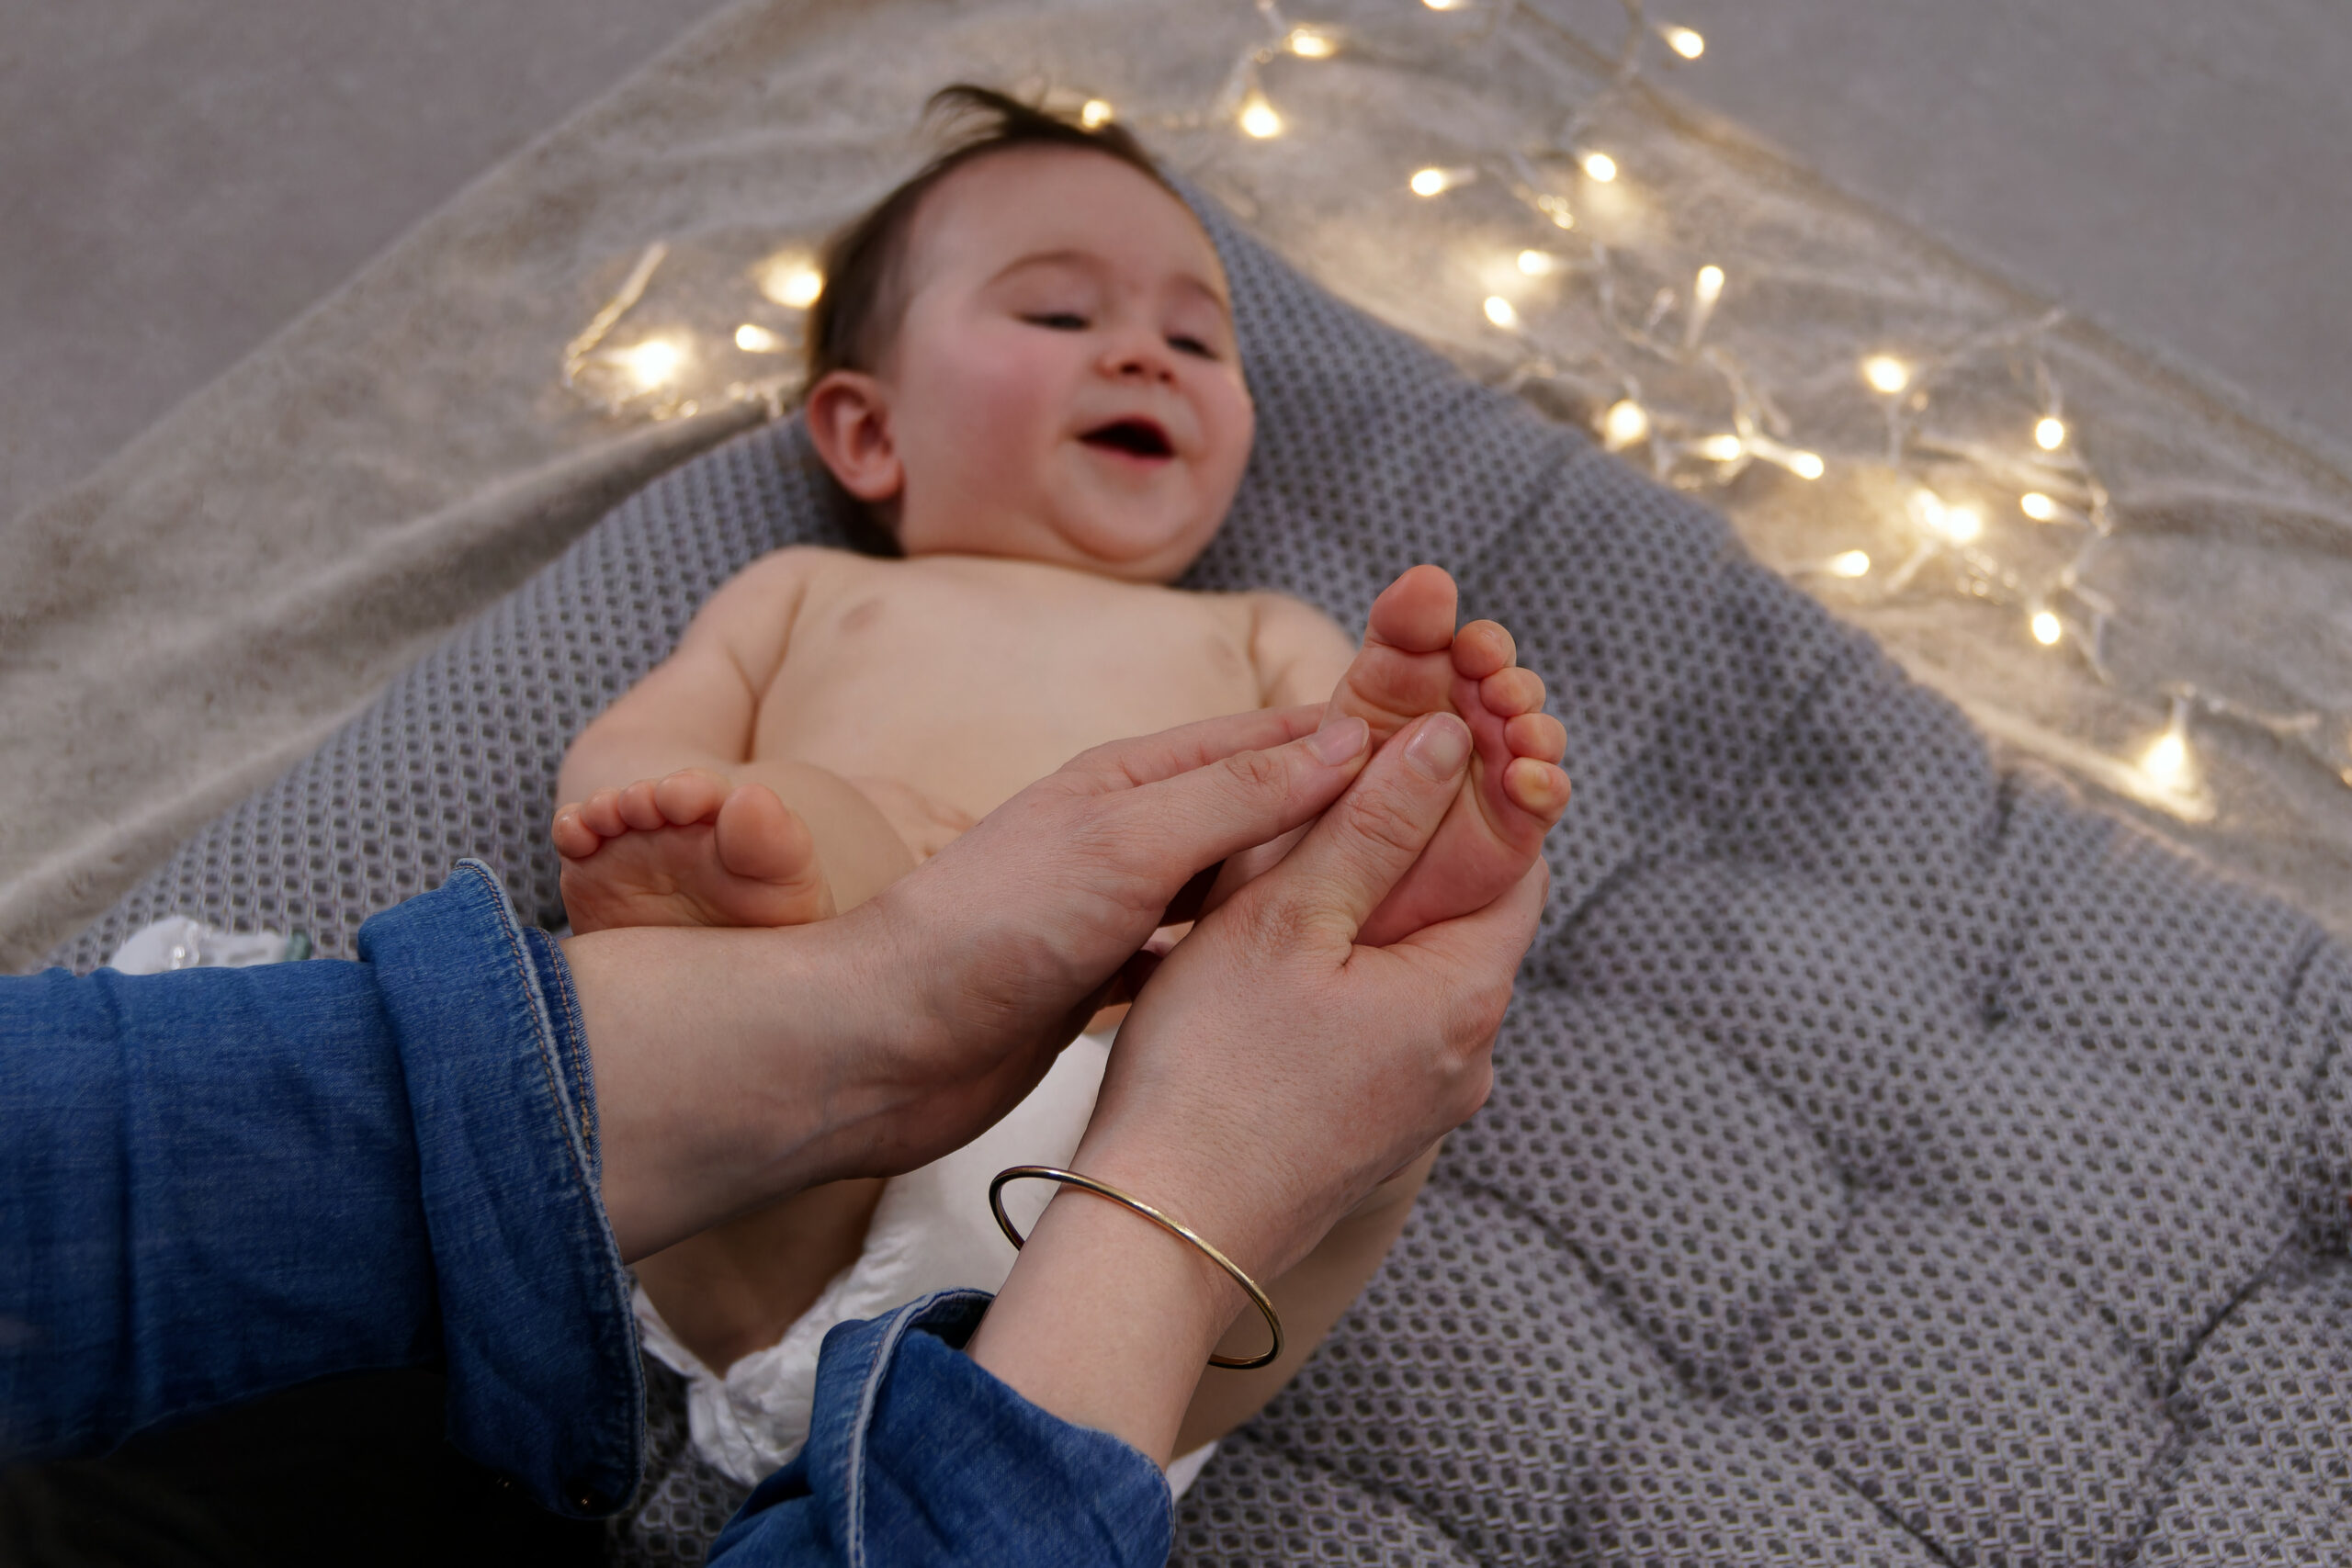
[804,370,904,502]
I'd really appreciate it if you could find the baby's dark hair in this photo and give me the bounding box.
[804,85,1180,389]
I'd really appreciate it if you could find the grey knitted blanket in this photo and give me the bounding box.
[52,189,2352,1562]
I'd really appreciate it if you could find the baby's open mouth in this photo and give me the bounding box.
[1080,419,1173,459]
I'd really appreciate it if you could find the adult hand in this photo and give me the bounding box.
[569,704,1374,1260]
[967,709,1547,1461]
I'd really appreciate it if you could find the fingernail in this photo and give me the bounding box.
[1309,716,1369,764]
[1405,714,1471,778]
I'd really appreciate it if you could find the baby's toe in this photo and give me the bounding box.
[578,787,628,838]
[1502,757,1573,820]
[1477,665,1545,719]
[1452,620,1516,681]
[617,779,669,832]
[551,807,600,861]
[653,768,730,826]
[1505,711,1568,764]
[1366,564,1460,654]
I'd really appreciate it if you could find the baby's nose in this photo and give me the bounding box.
[1102,333,1175,382]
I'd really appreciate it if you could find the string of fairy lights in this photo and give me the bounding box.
[559,0,2346,828]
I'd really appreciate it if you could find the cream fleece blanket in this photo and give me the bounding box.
[7,0,2352,970]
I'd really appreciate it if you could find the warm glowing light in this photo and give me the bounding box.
[757,256,825,310]
[1410,167,1453,197]
[1517,249,1557,276]
[1909,490,1981,543]
[1828,550,1871,579]
[2140,728,2191,788]
[1080,98,1115,129]
[2036,416,2067,450]
[1286,27,1336,57]
[2020,491,2059,522]
[1602,400,1650,450]
[734,323,784,353]
[2031,611,2064,645]
[1483,296,1519,329]
[1665,25,1706,59]
[1861,355,1911,395]
[615,338,684,390]
[1695,434,1745,461]
[1536,195,1576,230]
[1694,265,1724,304]
[1787,450,1826,480]
[1581,152,1618,183]
[1422,0,1466,10]
[1238,93,1283,139]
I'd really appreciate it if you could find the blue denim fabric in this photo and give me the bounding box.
[6,862,1171,1557]
[0,861,640,1517]
[711,1290,1174,1568]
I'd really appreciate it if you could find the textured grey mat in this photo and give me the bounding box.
[53,189,2352,1565]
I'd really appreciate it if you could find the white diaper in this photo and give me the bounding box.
[635,1030,1219,1496]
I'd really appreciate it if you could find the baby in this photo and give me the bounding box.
[550,87,1571,1483]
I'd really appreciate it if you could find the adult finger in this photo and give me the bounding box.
[1245,710,1473,942]
[1083,712,1374,884]
[1062,704,1328,793]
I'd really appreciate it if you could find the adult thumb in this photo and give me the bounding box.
[1241,711,1471,943]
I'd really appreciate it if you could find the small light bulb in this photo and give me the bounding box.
[2020,491,2059,522]
[1422,0,1466,10]
[2141,728,2190,787]
[1582,152,1618,183]
[2036,416,2067,451]
[756,256,825,310]
[1665,25,1705,59]
[1238,93,1283,139]
[1410,167,1451,197]
[1695,434,1744,461]
[1787,450,1826,480]
[1694,265,1724,304]
[1860,355,1911,395]
[1536,194,1576,230]
[1080,98,1115,129]
[1941,504,1983,543]
[1828,550,1871,579]
[616,338,684,390]
[1602,399,1649,450]
[2030,611,2063,645]
[734,323,784,353]
[1483,296,1520,329]
[1517,250,1557,276]
[1286,27,1336,57]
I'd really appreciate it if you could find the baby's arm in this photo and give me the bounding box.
[556,547,915,914]
[1248,592,1357,711]
[1172,1144,1438,1456]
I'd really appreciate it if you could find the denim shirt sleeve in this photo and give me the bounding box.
[708,1290,1173,1567]
[0,861,640,1517]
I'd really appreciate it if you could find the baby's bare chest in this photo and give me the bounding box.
[752,570,1266,818]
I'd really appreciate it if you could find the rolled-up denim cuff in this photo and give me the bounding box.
[357,860,640,1517]
[712,1290,1173,1566]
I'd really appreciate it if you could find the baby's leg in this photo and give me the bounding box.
[1326,565,1571,947]
[555,756,921,936]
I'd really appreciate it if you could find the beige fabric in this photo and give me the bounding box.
[7,0,2352,970]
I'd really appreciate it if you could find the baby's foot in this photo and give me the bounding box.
[554,768,835,935]
[1326,565,1571,947]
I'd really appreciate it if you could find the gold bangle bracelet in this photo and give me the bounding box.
[988,1165,1284,1371]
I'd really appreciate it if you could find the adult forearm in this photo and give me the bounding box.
[0,863,639,1517]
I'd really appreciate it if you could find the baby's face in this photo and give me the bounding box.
[874,146,1254,581]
